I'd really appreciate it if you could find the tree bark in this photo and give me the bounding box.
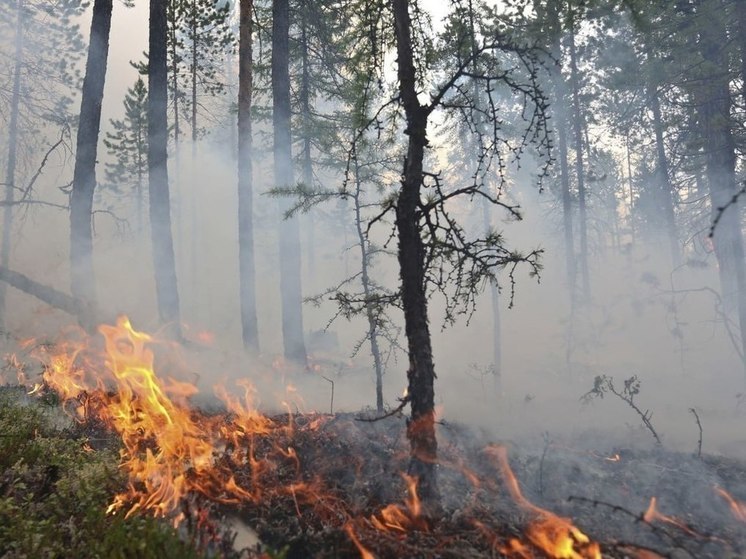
[391,0,440,514]
[238,0,258,351]
[149,0,181,329]
[69,0,113,329]
[299,1,316,282]
[568,22,590,302]
[649,84,680,266]
[0,267,82,318]
[695,0,746,376]
[273,0,307,362]
[0,0,24,330]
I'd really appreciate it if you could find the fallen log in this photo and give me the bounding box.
[0,266,89,321]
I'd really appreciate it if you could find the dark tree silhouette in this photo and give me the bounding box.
[149,0,181,329]
[69,0,113,328]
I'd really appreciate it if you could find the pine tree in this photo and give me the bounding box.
[104,77,149,234]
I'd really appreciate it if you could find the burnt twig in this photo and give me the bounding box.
[689,408,702,458]
[322,375,334,415]
[355,396,409,422]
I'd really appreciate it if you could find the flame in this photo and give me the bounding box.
[714,487,746,523]
[370,473,426,532]
[345,523,376,559]
[485,445,601,559]
[33,315,330,520]
[643,497,702,538]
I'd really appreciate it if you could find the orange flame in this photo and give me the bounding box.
[35,315,327,519]
[485,445,601,559]
[715,487,746,523]
[370,473,427,532]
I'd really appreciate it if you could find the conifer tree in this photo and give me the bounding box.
[104,77,149,234]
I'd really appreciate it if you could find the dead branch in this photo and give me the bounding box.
[689,408,703,458]
[356,396,409,422]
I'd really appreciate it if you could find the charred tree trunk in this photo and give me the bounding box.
[649,84,680,267]
[190,0,197,146]
[273,0,307,362]
[695,0,746,376]
[168,1,181,148]
[568,23,590,302]
[0,0,24,330]
[149,0,181,329]
[738,0,746,107]
[238,0,258,351]
[391,0,440,514]
[299,0,316,281]
[69,0,113,329]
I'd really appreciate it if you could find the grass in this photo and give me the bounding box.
[0,386,206,559]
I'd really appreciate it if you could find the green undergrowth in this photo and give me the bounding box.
[0,386,206,559]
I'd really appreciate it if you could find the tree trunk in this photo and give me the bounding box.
[352,156,385,412]
[189,0,198,306]
[149,0,181,329]
[273,0,307,363]
[238,0,258,351]
[168,0,181,147]
[299,0,316,282]
[695,0,746,376]
[467,0,501,391]
[69,0,113,329]
[0,266,82,318]
[568,23,590,302]
[391,0,440,515]
[738,0,746,107]
[649,84,680,266]
[0,0,24,331]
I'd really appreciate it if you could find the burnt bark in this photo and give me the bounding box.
[0,0,24,330]
[694,0,746,375]
[649,84,680,266]
[391,0,440,514]
[238,0,259,351]
[149,0,182,329]
[568,23,590,302]
[273,0,307,362]
[69,0,113,329]
[299,0,316,281]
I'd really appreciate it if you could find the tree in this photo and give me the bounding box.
[104,77,149,234]
[688,0,746,374]
[385,0,548,512]
[0,0,86,329]
[149,0,182,328]
[166,0,234,147]
[69,0,114,328]
[0,0,25,332]
[273,0,307,363]
[238,0,258,351]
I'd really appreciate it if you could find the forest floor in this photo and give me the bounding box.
[1,382,745,559]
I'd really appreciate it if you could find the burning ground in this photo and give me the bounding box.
[0,317,745,558]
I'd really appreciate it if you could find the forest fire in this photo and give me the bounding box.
[5,316,744,558]
[12,315,612,557]
[486,445,602,559]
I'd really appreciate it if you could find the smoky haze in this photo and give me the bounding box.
[0,0,745,478]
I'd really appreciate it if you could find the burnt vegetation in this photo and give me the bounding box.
[1,0,746,557]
